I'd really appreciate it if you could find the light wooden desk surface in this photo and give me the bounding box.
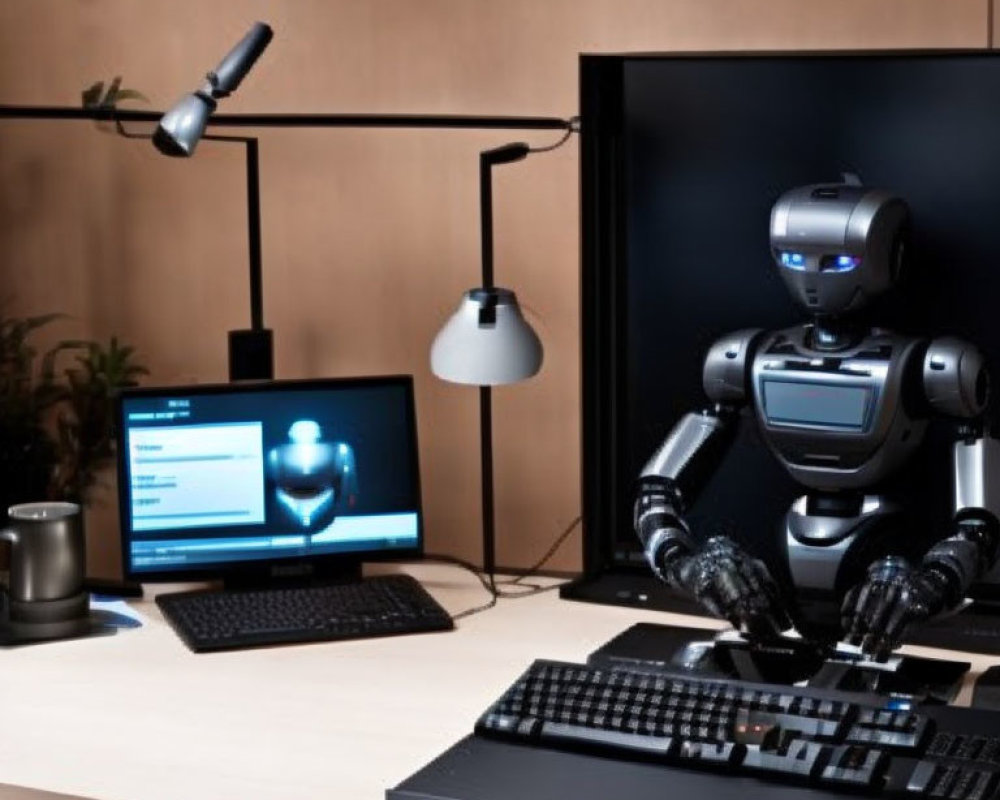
[1,563,997,800]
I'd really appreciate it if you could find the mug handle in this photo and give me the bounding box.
[0,527,19,555]
[0,528,13,612]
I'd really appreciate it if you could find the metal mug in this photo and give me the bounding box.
[0,501,86,603]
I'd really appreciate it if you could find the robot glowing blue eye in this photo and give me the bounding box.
[780,252,806,270]
[820,255,861,272]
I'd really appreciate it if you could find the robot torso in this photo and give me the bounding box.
[703,324,988,495]
[749,326,926,492]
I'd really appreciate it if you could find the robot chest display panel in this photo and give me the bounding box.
[749,327,926,492]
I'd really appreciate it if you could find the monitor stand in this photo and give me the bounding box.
[221,559,363,591]
[587,622,969,705]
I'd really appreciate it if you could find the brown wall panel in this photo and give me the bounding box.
[0,1,990,580]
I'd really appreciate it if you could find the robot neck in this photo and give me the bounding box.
[808,317,866,352]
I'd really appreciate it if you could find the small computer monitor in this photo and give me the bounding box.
[116,375,422,584]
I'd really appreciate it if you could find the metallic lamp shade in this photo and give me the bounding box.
[430,288,543,386]
[153,92,216,157]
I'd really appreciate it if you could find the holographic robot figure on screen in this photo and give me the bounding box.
[267,420,358,531]
[634,177,1000,660]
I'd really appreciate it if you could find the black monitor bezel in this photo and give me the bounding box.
[577,47,1000,602]
[116,374,424,584]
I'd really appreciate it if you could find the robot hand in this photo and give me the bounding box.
[841,556,951,661]
[671,536,792,643]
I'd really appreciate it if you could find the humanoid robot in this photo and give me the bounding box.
[634,178,1000,660]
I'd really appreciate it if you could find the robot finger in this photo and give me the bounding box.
[872,601,916,658]
[746,559,783,603]
[740,579,791,628]
[860,631,894,662]
[862,606,911,661]
[721,574,788,639]
[708,575,758,632]
[697,591,742,631]
[861,584,902,651]
[738,555,761,582]
[840,585,860,632]
[842,583,875,644]
[708,568,748,611]
[754,567,793,628]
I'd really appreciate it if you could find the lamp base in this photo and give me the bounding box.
[228,329,274,381]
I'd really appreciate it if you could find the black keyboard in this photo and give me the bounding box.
[156,573,454,652]
[475,660,1000,799]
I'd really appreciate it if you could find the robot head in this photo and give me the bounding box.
[769,180,909,316]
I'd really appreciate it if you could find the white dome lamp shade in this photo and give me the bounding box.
[430,288,543,386]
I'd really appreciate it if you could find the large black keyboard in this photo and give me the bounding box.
[156,573,454,652]
[475,660,1000,799]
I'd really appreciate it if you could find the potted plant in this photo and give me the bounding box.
[0,311,147,518]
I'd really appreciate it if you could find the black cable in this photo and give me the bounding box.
[421,553,496,594]
[420,554,498,620]
[451,594,498,621]
[501,515,581,589]
[527,116,579,154]
[422,514,581,617]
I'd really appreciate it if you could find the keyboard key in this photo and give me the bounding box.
[820,745,888,790]
[742,739,829,779]
[539,722,675,757]
[847,724,930,753]
[967,770,1000,800]
[932,767,960,799]
[906,760,939,794]
[678,740,745,766]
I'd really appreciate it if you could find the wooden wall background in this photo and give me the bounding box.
[0,0,992,579]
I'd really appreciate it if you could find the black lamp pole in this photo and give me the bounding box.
[202,133,273,380]
[233,136,272,380]
[477,143,530,584]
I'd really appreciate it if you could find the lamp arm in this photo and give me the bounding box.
[479,143,530,292]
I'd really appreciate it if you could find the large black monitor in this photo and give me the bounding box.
[116,375,422,585]
[565,50,1000,650]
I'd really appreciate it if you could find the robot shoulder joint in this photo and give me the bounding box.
[923,337,990,419]
[703,329,763,404]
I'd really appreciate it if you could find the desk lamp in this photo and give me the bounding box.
[154,21,276,381]
[154,21,273,157]
[430,143,543,586]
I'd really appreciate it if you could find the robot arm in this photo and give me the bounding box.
[843,339,1000,658]
[635,330,792,640]
[635,408,732,585]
